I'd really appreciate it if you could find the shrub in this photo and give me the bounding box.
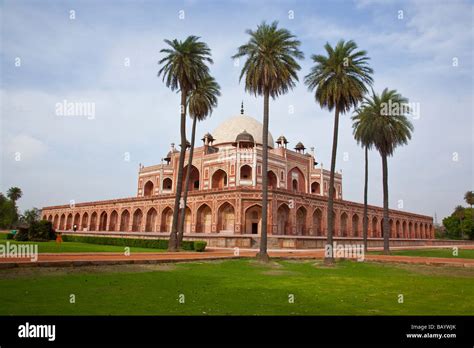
[28,220,55,241]
[193,241,207,252]
[60,235,201,250]
[14,227,29,241]
[6,233,14,240]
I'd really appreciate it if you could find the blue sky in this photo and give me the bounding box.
[1,0,472,221]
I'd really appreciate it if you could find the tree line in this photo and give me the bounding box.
[441,191,474,240]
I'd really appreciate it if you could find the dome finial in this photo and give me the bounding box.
[240,101,244,115]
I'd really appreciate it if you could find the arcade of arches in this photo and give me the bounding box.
[43,197,434,239]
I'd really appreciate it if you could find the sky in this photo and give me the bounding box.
[1,0,472,222]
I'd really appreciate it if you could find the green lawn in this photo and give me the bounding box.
[370,248,474,259]
[0,240,164,253]
[0,259,472,315]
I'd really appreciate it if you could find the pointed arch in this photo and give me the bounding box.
[90,212,98,231]
[239,165,252,185]
[182,165,200,191]
[267,170,278,189]
[132,208,143,232]
[73,213,80,229]
[311,181,321,194]
[160,207,173,232]
[352,214,360,237]
[81,213,89,231]
[211,169,227,189]
[99,211,108,231]
[296,206,308,235]
[244,204,262,235]
[218,202,235,233]
[313,208,323,236]
[287,167,305,193]
[66,213,73,230]
[120,210,130,232]
[145,208,157,232]
[144,181,154,197]
[277,203,291,235]
[53,214,59,229]
[340,212,348,237]
[196,204,212,233]
[109,210,118,231]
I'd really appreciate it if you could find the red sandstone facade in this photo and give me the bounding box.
[42,113,434,241]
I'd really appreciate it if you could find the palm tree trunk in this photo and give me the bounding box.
[257,89,270,262]
[363,146,369,252]
[382,154,390,254]
[178,115,197,245]
[325,106,340,264]
[169,90,187,252]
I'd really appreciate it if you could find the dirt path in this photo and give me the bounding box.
[1,248,473,268]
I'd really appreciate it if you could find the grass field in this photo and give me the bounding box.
[370,248,474,259]
[0,240,164,253]
[0,259,472,315]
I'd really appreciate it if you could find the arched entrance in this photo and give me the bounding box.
[211,169,227,189]
[182,165,200,191]
[218,202,235,233]
[340,212,348,237]
[120,210,130,231]
[296,206,307,235]
[90,212,98,231]
[311,182,320,194]
[287,167,305,193]
[53,215,59,229]
[371,217,378,237]
[81,213,88,231]
[99,211,107,231]
[162,178,172,192]
[73,213,80,229]
[245,205,262,235]
[240,165,252,185]
[66,213,73,230]
[145,208,157,232]
[196,204,212,233]
[144,181,154,197]
[109,210,118,231]
[352,214,360,237]
[277,204,290,235]
[313,208,322,236]
[132,209,143,232]
[268,171,278,189]
[160,207,173,232]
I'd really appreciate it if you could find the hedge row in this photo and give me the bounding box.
[62,234,206,251]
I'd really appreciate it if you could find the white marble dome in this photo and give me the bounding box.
[212,114,274,148]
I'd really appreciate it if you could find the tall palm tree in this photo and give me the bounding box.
[178,75,221,244]
[232,21,303,262]
[305,40,373,263]
[7,187,22,205]
[359,88,414,254]
[158,36,213,251]
[351,105,376,252]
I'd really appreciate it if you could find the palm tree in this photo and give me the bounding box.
[7,187,22,205]
[464,191,474,211]
[351,105,375,252]
[158,36,213,251]
[359,88,414,254]
[178,75,221,244]
[454,205,465,239]
[233,21,303,262]
[305,40,373,263]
